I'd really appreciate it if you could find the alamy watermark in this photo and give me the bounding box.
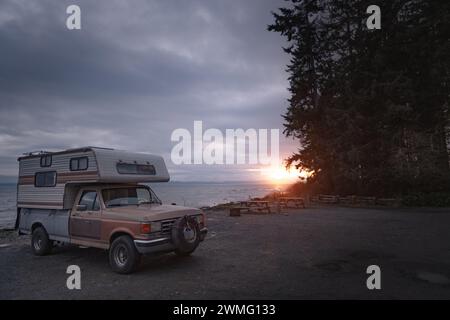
[66,265,81,290]
[66,5,81,30]
[171,121,280,166]
[65,4,381,31]
[366,265,381,290]
[366,5,381,30]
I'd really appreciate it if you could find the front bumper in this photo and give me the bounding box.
[134,227,208,254]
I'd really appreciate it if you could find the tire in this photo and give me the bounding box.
[109,235,141,274]
[172,216,201,257]
[31,226,53,256]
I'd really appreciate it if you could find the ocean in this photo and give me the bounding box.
[0,181,285,229]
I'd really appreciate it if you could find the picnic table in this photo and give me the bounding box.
[240,200,271,213]
[278,197,305,209]
[229,200,271,216]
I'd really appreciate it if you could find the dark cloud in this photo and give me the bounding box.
[0,0,296,181]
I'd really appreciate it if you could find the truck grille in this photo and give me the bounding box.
[161,219,176,235]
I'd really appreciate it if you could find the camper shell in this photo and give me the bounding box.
[16,147,207,274]
[17,146,170,210]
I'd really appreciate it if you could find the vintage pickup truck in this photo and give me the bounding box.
[15,147,207,274]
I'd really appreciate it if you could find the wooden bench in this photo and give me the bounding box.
[339,195,355,205]
[376,198,400,207]
[355,196,376,205]
[229,207,250,216]
[309,194,400,207]
[278,197,305,208]
[317,194,339,204]
[239,201,271,214]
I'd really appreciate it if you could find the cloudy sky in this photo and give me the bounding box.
[0,0,297,182]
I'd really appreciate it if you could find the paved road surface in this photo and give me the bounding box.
[1,206,449,299]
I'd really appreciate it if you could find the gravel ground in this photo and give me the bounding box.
[1,206,450,299]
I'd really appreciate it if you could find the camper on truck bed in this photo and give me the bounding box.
[15,147,207,274]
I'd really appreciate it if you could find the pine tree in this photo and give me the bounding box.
[269,0,450,196]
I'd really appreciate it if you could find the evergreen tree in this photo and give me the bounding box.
[269,0,450,196]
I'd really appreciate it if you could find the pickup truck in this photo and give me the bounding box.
[18,183,207,274]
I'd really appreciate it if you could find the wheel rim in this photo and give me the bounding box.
[33,235,42,251]
[183,223,197,243]
[113,244,128,267]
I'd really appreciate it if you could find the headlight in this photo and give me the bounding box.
[151,221,162,232]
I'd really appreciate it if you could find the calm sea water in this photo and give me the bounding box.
[0,181,285,229]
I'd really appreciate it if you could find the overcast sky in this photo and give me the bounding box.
[0,0,296,182]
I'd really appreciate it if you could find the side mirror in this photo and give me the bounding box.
[76,204,87,211]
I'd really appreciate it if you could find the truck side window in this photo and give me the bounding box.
[137,188,152,203]
[93,195,100,210]
[79,191,100,211]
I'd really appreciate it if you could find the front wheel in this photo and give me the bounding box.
[109,235,141,274]
[31,226,53,256]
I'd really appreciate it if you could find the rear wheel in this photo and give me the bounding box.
[109,235,141,274]
[31,226,53,256]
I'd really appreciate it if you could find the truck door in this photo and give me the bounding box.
[70,190,102,240]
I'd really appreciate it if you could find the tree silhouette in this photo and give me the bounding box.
[269,0,450,197]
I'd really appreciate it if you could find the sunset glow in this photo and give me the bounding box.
[260,165,312,183]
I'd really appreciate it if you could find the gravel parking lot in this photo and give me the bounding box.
[1,206,450,299]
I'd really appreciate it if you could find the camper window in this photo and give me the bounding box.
[116,163,156,175]
[35,171,57,187]
[40,155,52,167]
[70,157,89,171]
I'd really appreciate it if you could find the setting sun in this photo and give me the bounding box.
[260,165,312,183]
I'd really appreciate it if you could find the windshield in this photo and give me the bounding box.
[102,186,161,207]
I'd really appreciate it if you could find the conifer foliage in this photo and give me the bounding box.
[269,0,450,196]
